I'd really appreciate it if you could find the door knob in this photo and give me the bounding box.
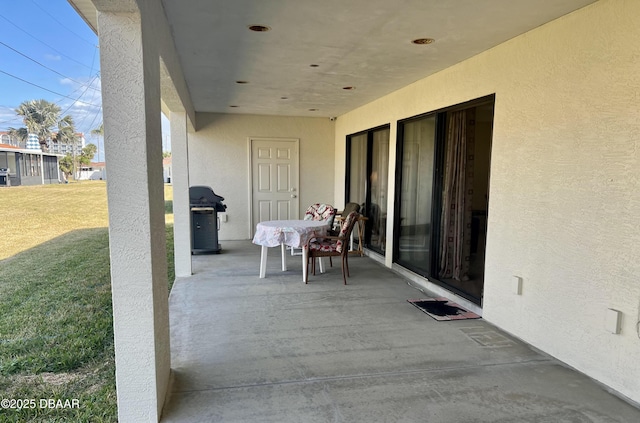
[291,194,297,198]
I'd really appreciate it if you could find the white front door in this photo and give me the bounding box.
[250,138,300,233]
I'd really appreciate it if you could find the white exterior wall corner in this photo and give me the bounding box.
[98,9,171,422]
[136,0,196,129]
[189,113,335,240]
[334,0,640,404]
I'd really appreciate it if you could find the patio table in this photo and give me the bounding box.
[252,220,329,282]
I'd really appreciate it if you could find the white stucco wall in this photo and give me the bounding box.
[189,113,335,240]
[334,0,640,404]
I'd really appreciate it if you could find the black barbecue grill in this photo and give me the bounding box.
[189,186,227,254]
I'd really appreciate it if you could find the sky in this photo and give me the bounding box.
[0,0,169,161]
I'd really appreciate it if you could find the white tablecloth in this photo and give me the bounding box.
[252,220,329,282]
[252,220,328,248]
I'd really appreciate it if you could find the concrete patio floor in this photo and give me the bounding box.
[162,241,640,422]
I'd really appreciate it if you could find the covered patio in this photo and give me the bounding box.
[68,0,640,420]
[162,242,640,422]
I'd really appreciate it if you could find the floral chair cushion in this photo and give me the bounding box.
[309,239,338,253]
[303,204,336,228]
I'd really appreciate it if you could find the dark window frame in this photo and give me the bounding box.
[344,124,390,255]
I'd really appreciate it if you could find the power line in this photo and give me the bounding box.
[0,81,84,127]
[0,73,100,128]
[0,41,100,92]
[0,72,101,128]
[0,13,95,71]
[60,74,101,117]
[86,107,103,139]
[0,69,99,107]
[29,0,97,48]
[75,77,102,130]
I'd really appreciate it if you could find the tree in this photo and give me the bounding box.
[54,115,79,178]
[80,144,97,165]
[163,151,172,158]
[91,123,103,137]
[59,154,73,179]
[91,123,103,162]
[15,99,62,152]
[7,127,27,147]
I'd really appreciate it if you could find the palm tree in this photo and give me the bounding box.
[6,127,28,147]
[91,123,103,136]
[91,123,103,162]
[55,115,79,178]
[15,99,62,152]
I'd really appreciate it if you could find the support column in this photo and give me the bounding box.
[98,11,170,422]
[171,112,192,276]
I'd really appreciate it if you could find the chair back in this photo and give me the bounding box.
[341,202,360,216]
[336,211,359,253]
[303,203,336,228]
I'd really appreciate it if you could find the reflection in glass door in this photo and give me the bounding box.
[346,126,390,255]
[348,133,367,209]
[369,130,389,252]
[395,115,437,275]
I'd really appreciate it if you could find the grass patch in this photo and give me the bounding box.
[0,229,116,422]
[0,182,175,422]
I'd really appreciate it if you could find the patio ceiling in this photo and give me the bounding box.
[72,0,596,118]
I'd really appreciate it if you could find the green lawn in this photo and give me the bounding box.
[0,181,174,422]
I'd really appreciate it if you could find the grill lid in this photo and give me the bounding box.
[189,186,227,211]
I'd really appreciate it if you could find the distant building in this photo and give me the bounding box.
[77,161,106,180]
[0,144,62,186]
[0,132,86,154]
[49,133,85,156]
[163,156,172,183]
[0,132,22,148]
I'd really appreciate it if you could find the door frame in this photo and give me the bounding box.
[248,137,300,237]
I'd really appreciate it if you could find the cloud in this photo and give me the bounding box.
[56,76,103,134]
[45,54,62,61]
[0,105,23,130]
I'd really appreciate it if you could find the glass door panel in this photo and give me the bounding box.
[346,128,390,255]
[369,128,389,252]
[348,133,367,208]
[396,116,436,275]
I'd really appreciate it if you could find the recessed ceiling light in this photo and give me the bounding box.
[235,80,248,84]
[412,38,435,45]
[248,25,270,32]
[342,86,355,90]
[309,64,319,67]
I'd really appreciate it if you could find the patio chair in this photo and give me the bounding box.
[306,211,360,285]
[331,202,361,234]
[340,202,361,216]
[290,203,336,255]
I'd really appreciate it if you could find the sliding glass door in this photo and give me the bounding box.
[394,115,438,276]
[393,96,494,305]
[346,126,389,255]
